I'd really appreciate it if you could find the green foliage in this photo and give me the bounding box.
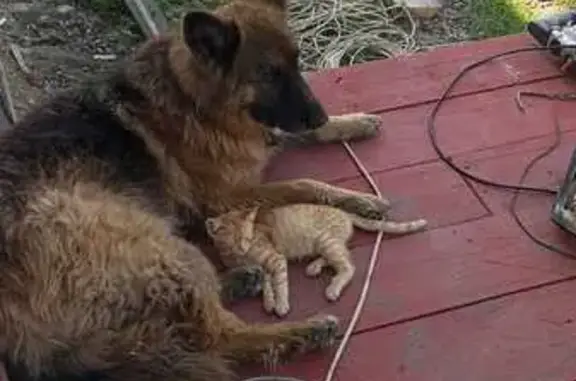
[469,0,576,39]
[469,0,538,38]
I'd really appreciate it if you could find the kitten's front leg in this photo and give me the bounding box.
[248,243,291,317]
[268,255,290,317]
[262,273,276,314]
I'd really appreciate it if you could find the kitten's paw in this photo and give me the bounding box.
[221,265,264,302]
[305,258,326,277]
[263,299,276,315]
[325,285,343,302]
[274,302,291,317]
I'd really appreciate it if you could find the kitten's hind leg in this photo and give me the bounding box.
[318,239,356,302]
[305,257,328,277]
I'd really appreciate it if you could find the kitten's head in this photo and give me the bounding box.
[205,207,259,254]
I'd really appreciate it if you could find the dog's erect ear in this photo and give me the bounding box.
[182,11,240,69]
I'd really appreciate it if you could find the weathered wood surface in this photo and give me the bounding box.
[235,33,576,381]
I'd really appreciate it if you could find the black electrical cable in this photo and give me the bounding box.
[426,43,576,259]
[508,114,576,260]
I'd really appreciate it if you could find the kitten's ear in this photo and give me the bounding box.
[182,11,240,70]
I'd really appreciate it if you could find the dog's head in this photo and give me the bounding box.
[177,0,328,134]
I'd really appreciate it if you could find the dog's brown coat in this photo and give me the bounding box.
[0,1,386,380]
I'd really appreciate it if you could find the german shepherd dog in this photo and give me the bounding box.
[0,0,387,380]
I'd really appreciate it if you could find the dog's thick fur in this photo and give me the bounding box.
[0,0,387,380]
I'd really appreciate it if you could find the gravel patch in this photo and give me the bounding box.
[0,0,484,116]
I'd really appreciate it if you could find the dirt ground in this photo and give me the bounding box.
[0,0,475,119]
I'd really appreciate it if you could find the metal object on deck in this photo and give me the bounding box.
[551,147,576,236]
[527,10,576,72]
[525,13,576,236]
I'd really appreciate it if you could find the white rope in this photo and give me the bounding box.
[322,141,385,381]
[128,3,416,381]
[288,0,417,70]
[288,2,415,379]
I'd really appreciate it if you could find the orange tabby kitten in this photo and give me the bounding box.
[206,204,427,317]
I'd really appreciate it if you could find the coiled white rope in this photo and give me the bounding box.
[288,0,417,70]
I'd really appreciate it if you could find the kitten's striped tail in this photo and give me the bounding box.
[349,214,428,235]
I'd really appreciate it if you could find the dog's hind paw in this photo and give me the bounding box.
[303,314,340,350]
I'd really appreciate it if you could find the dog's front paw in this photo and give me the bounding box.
[346,113,382,140]
[315,113,382,143]
[338,193,389,220]
[335,113,382,141]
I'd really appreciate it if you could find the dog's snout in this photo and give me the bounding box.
[303,102,328,130]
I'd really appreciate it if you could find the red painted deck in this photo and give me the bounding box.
[232,33,576,381]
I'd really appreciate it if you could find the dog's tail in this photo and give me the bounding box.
[349,214,428,235]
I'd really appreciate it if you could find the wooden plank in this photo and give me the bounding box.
[233,37,576,381]
[232,161,488,326]
[265,144,361,184]
[266,76,576,185]
[231,209,576,334]
[339,161,490,247]
[344,76,576,176]
[306,34,562,115]
[268,157,490,247]
[270,279,576,381]
[236,217,576,380]
[458,128,576,215]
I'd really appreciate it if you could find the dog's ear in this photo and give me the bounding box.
[182,11,240,70]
